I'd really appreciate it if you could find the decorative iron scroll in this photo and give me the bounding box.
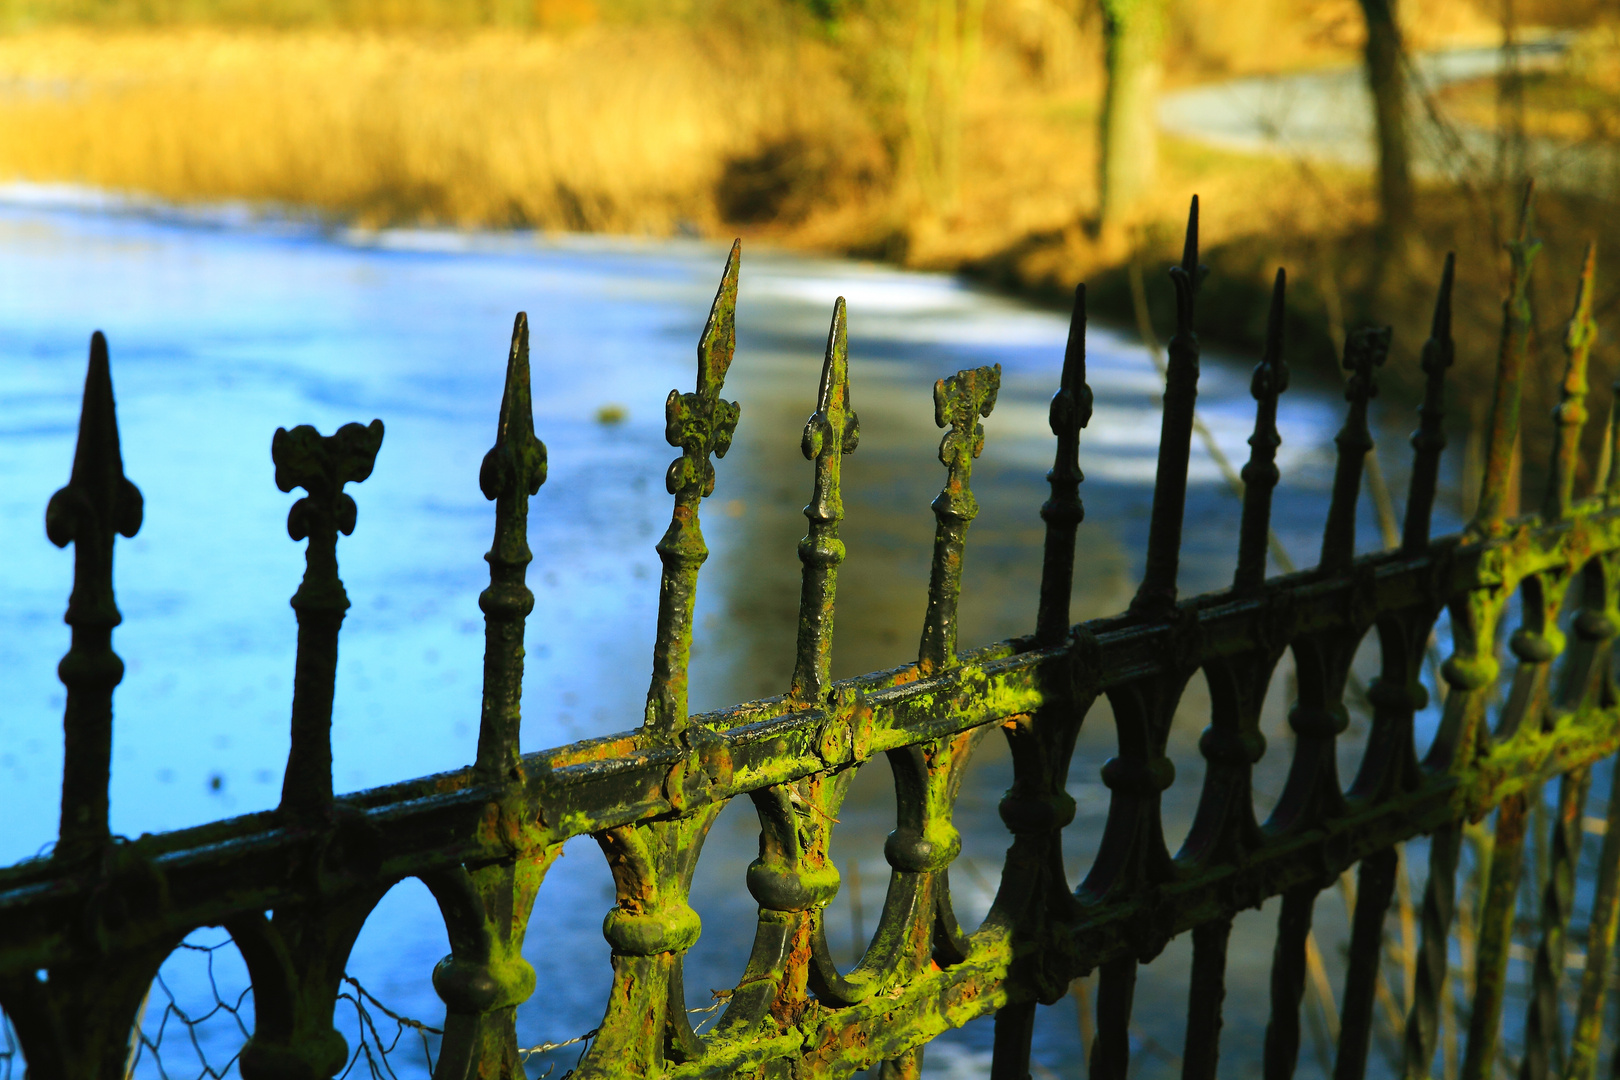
[3,191,1620,1080]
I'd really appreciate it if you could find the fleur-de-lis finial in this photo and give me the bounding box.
[477,313,548,781]
[919,363,1000,673]
[935,366,1000,483]
[663,242,742,503]
[789,297,859,705]
[646,241,743,738]
[272,417,384,814]
[47,331,143,860]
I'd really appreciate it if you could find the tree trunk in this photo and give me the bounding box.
[1096,0,1166,230]
[1358,0,1414,245]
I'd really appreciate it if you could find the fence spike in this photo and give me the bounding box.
[1473,182,1541,534]
[1319,325,1392,574]
[1545,242,1598,520]
[272,417,384,815]
[645,240,741,738]
[1401,254,1456,553]
[1130,195,1205,618]
[1233,268,1289,593]
[918,363,1000,674]
[46,332,143,861]
[1035,284,1092,646]
[475,313,548,782]
[789,298,858,706]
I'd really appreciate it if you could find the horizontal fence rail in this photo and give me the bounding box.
[4,190,1620,1080]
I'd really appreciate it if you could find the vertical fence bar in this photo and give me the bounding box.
[993,283,1090,1080]
[1545,243,1597,521]
[990,999,1037,1080]
[1182,916,1234,1080]
[475,313,548,781]
[1473,183,1540,535]
[583,248,743,1079]
[1520,769,1590,1080]
[1131,197,1204,619]
[725,298,860,1037]
[1265,884,1321,1080]
[645,240,741,738]
[1090,954,1137,1080]
[1035,284,1090,645]
[1402,254,1456,554]
[271,417,383,815]
[789,297,858,704]
[1334,847,1397,1080]
[47,332,143,862]
[1566,755,1620,1080]
[429,313,552,1080]
[1459,792,1530,1080]
[918,363,1000,674]
[1233,268,1289,594]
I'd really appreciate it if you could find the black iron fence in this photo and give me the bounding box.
[2,191,1619,1080]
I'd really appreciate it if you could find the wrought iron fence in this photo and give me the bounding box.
[2,188,1619,1080]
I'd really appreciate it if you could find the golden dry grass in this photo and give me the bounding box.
[0,25,884,231]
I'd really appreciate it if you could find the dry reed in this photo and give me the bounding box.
[0,25,882,231]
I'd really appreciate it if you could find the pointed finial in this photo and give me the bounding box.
[919,364,1001,673]
[477,314,549,781]
[272,417,384,814]
[1233,268,1289,593]
[48,331,143,860]
[646,241,743,738]
[1035,283,1093,644]
[1319,325,1392,573]
[1170,196,1206,335]
[1401,254,1456,553]
[1430,252,1456,345]
[789,298,859,705]
[47,332,145,552]
[1546,243,1597,520]
[480,313,548,503]
[1130,196,1206,618]
[1474,182,1541,534]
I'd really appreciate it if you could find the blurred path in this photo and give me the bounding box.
[1159,36,1620,195]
